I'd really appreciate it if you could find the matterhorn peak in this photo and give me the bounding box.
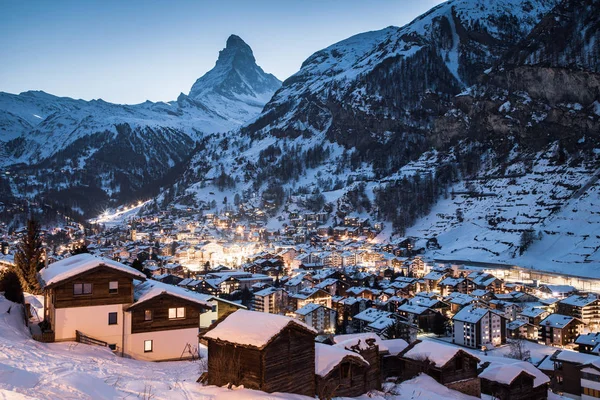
[225,34,253,53]
[188,34,281,105]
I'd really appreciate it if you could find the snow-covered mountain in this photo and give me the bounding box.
[0,35,280,215]
[188,34,282,126]
[243,0,559,161]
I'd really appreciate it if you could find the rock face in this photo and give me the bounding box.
[0,35,280,216]
[433,0,600,150]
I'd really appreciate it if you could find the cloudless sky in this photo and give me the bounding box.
[0,0,445,104]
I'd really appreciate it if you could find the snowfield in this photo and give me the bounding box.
[0,295,478,400]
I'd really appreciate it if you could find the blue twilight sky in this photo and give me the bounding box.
[0,0,445,104]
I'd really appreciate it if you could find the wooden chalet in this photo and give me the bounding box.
[479,361,549,400]
[398,340,481,397]
[315,343,370,398]
[38,253,147,347]
[203,309,317,396]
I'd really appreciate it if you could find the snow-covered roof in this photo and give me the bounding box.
[353,308,392,323]
[402,340,478,367]
[540,313,577,329]
[132,279,213,308]
[295,302,322,316]
[333,332,389,353]
[560,294,598,307]
[398,303,429,315]
[254,286,284,297]
[552,349,600,365]
[575,332,600,346]
[479,359,549,388]
[453,305,489,323]
[381,338,409,356]
[518,307,546,318]
[39,253,146,287]
[315,343,368,377]
[540,284,576,293]
[368,316,395,331]
[203,309,316,349]
[507,320,529,330]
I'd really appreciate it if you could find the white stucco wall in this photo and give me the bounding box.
[54,304,125,351]
[123,327,199,361]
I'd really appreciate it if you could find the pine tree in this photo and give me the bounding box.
[0,270,24,303]
[13,218,44,295]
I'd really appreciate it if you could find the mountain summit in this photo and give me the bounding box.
[188,35,281,118]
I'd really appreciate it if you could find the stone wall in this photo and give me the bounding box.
[445,377,481,397]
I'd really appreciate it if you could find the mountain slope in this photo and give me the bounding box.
[242,0,559,174]
[405,0,600,276]
[0,35,281,216]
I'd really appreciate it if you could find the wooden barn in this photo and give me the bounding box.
[398,340,481,397]
[315,343,370,398]
[479,361,550,400]
[203,309,317,396]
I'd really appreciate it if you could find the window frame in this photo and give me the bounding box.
[144,309,153,321]
[109,281,119,294]
[108,312,118,325]
[168,307,186,319]
[73,283,93,296]
[144,340,153,353]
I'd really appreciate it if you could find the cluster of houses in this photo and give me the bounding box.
[25,251,600,399]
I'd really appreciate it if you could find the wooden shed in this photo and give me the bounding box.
[479,361,549,400]
[398,339,481,397]
[315,343,370,398]
[203,309,317,396]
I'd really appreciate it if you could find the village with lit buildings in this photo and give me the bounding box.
[2,205,600,399]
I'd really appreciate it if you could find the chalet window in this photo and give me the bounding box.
[211,305,217,313]
[73,283,92,295]
[109,281,118,294]
[108,312,118,325]
[144,340,153,353]
[168,307,185,319]
[144,310,153,321]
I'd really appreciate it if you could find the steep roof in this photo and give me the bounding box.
[129,279,213,310]
[203,309,317,349]
[38,253,146,288]
[315,343,368,377]
[401,340,479,368]
[540,313,578,329]
[479,360,548,388]
[452,305,489,323]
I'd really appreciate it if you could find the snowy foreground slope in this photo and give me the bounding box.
[0,295,477,400]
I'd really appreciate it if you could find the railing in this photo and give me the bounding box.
[75,330,107,347]
[31,331,55,343]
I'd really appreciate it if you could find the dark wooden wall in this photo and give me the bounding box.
[481,374,542,400]
[129,294,208,334]
[316,362,368,398]
[207,341,263,389]
[51,266,135,309]
[262,326,316,397]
